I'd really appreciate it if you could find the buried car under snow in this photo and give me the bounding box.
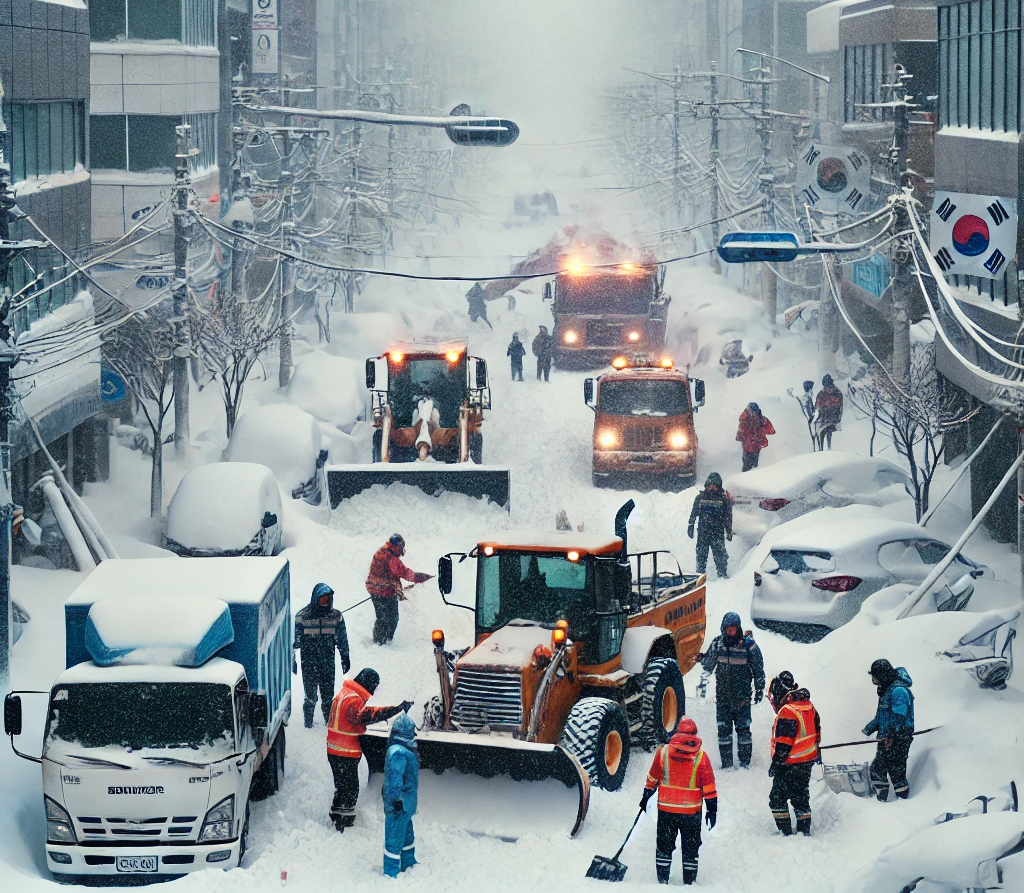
[752,519,990,642]
[165,463,282,557]
[726,452,912,542]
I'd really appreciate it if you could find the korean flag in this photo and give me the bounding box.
[930,191,1017,281]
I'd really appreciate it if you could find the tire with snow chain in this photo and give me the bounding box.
[639,657,686,746]
[561,697,630,791]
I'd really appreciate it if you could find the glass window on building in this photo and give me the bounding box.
[6,102,85,183]
[91,0,214,47]
[89,113,217,174]
[8,240,78,333]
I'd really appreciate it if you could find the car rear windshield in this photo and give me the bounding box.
[769,550,835,574]
[599,380,690,416]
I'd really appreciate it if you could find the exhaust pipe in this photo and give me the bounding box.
[615,500,635,561]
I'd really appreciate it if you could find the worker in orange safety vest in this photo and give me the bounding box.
[640,717,718,886]
[768,671,821,836]
[326,668,412,831]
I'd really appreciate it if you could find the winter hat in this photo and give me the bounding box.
[311,582,334,606]
[512,333,520,340]
[706,472,723,488]
[769,671,798,712]
[389,712,417,750]
[389,533,406,550]
[822,374,834,387]
[802,380,814,392]
[355,668,381,694]
[721,611,742,634]
[675,717,698,735]
[869,659,896,687]
[748,402,761,416]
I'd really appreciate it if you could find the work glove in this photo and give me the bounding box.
[687,524,695,540]
[639,788,654,813]
[413,572,432,584]
[705,805,717,830]
[391,800,403,813]
[292,656,298,675]
[726,532,733,542]
[401,700,414,713]
[341,657,351,674]
[768,764,777,779]
[754,689,764,705]
[862,725,874,737]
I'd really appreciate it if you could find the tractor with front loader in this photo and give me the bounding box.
[326,336,510,508]
[360,502,706,835]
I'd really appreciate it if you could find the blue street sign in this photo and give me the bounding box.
[717,231,801,264]
[101,368,127,404]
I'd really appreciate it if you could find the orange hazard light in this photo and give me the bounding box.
[552,627,567,646]
[566,550,580,562]
[445,349,461,363]
[612,356,628,369]
[661,357,673,368]
[389,351,405,363]
[431,629,445,648]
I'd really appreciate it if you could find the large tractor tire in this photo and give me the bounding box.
[639,657,686,747]
[561,697,630,791]
[372,429,383,463]
[468,432,483,464]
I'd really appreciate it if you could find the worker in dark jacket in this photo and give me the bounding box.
[736,402,776,471]
[864,659,915,801]
[293,583,350,728]
[699,611,766,769]
[688,472,733,578]
[532,325,554,381]
[507,333,526,381]
[466,283,492,329]
[640,717,717,886]
[366,534,433,645]
[326,668,413,830]
[382,712,419,877]
[814,373,844,450]
[768,672,821,836]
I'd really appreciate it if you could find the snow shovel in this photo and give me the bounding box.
[586,809,643,882]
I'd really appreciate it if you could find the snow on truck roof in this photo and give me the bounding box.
[55,655,245,687]
[770,520,941,553]
[477,530,623,555]
[385,337,468,356]
[65,557,288,607]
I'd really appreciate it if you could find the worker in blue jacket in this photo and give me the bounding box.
[863,658,914,801]
[382,712,419,877]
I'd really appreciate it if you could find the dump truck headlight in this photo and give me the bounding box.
[611,356,628,369]
[628,331,640,342]
[199,796,235,842]
[564,330,578,344]
[45,797,76,845]
[597,430,618,449]
[669,431,688,449]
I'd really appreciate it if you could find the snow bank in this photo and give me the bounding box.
[285,353,366,429]
[225,404,323,490]
[85,595,234,667]
[725,452,911,502]
[166,462,282,551]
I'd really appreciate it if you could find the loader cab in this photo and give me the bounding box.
[471,536,631,667]
[388,349,467,428]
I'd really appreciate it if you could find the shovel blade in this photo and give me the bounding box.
[586,855,628,882]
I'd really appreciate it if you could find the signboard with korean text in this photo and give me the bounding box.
[794,143,872,215]
[252,0,278,28]
[252,28,279,75]
[930,191,1017,280]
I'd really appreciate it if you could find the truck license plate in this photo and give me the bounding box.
[116,856,157,873]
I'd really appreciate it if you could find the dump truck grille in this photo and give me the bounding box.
[622,424,662,450]
[587,322,623,346]
[451,669,523,729]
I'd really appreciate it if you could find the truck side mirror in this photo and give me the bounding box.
[4,694,22,737]
[438,556,453,595]
[249,693,269,731]
[475,358,488,389]
[694,379,705,408]
[365,358,376,389]
[543,282,552,302]
[583,378,594,407]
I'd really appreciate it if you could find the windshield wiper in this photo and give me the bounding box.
[64,753,133,770]
[141,755,210,768]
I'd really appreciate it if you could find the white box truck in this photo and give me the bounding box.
[3,556,291,882]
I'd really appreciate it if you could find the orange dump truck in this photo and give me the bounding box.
[360,502,706,836]
[585,356,705,490]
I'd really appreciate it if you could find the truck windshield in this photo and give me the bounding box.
[478,553,593,636]
[599,380,689,416]
[556,273,654,315]
[45,683,235,755]
[390,357,464,427]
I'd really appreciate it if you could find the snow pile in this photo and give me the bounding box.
[166,462,283,552]
[225,404,324,490]
[725,452,910,502]
[85,595,234,667]
[286,353,366,429]
[461,624,553,668]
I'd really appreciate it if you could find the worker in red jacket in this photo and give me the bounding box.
[326,668,412,831]
[768,671,821,836]
[640,717,718,886]
[736,402,776,471]
[365,534,433,645]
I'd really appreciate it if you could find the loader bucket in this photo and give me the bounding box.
[361,729,590,837]
[327,463,511,510]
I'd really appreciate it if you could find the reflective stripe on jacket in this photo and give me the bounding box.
[327,679,372,757]
[772,700,820,765]
[645,743,717,814]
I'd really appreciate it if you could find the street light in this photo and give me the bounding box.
[716,231,865,264]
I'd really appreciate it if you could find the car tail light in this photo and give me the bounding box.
[753,572,762,587]
[811,575,862,593]
[759,498,791,512]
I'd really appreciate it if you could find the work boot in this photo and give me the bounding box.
[895,788,909,800]
[774,812,793,836]
[656,861,670,884]
[303,699,315,729]
[875,789,889,802]
[737,742,752,767]
[718,741,733,769]
[683,861,698,885]
[796,814,811,836]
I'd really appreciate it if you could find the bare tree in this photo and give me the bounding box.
[847,342,978,520]
[104,308,176,518]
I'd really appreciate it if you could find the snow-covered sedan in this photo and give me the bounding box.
[751,519,990,641]
[165,462,282,557]
[726,452,912,542]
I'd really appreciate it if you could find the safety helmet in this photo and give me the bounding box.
[389,533,406,550]
[768,671,798,713]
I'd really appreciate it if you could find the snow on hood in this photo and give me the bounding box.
[225,404,324,490]
[166,462,282,551]
[725,452,911,501]
[768,519,942,553]
[286,353,366,429]
[458,624,553,670]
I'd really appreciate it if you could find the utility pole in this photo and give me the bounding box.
[672,66,682,225]
[278,124,294,387]
[706,0,719,70]
[889,65,913,388]
[757,56,778,325]
[709,61,721,274]
[0,129,14,695]
[172,124,194,454]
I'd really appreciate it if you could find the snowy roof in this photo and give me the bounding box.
[66,557,288,607]
[599,366,688,382]
[54,656,245,687]
[385,337,468,357]
[769,519,939,553]
[166,463,282,551]
[477,529,622,555]
[725,452,909,498]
